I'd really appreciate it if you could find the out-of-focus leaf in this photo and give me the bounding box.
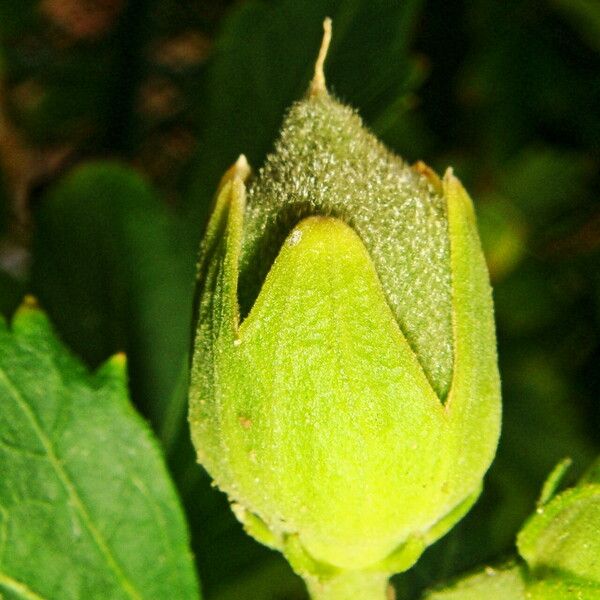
[477,195,527,281]
[551,0,600,52]
[30,162,195,449]
[499,353,595,478]
[494,263,564,335]
[0,302,200,599]
[499,147,593,226]
[461,0,600,163]
[0,165,8,235]
[0,166,27,318]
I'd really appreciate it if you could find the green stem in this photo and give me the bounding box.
[305,571,391,600]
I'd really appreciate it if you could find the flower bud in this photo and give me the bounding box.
[189,20,501,598]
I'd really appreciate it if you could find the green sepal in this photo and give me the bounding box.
[443,170,502,505]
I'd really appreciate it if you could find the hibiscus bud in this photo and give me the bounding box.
[189,19,501,599]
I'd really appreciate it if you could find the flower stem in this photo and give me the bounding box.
[305,571,391,600]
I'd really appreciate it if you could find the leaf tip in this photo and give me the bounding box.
[538,457,573,507]
[21,294,41,311]
[13,295,47,330]
[107,352,128,375]
[95,351,128,387]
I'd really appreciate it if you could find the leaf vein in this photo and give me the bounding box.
[0,368,142,600]
[0,572,48,600]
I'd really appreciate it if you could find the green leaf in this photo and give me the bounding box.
[31,162,195,449]
[537,458,572,507]
[517,483,600,584]
[423,564,527,600]
[499,146,592,225]
[0,302,200,599]
[476,195,527,281]
[525,575,600,600]
[551,0,600,52]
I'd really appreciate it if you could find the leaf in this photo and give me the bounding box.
[30,162,196,450]
[423,457,600,599]
[537,458,572,507]
[423,564,527,600]
[517,483,600,584]
[476,195,527,282]
[499,146,593,225]
[0,301,200,599]
[551,0,600,52]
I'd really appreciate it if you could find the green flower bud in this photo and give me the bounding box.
[189,20,501,599]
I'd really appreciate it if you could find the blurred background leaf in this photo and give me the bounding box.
[0,0,598,598]
[30,162,195,446]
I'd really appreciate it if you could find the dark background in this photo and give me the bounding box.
[0,0,598,598]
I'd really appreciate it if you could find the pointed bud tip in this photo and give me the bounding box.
[309,17,332,97]
[234,154,251,181]
[217,154,251,194]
